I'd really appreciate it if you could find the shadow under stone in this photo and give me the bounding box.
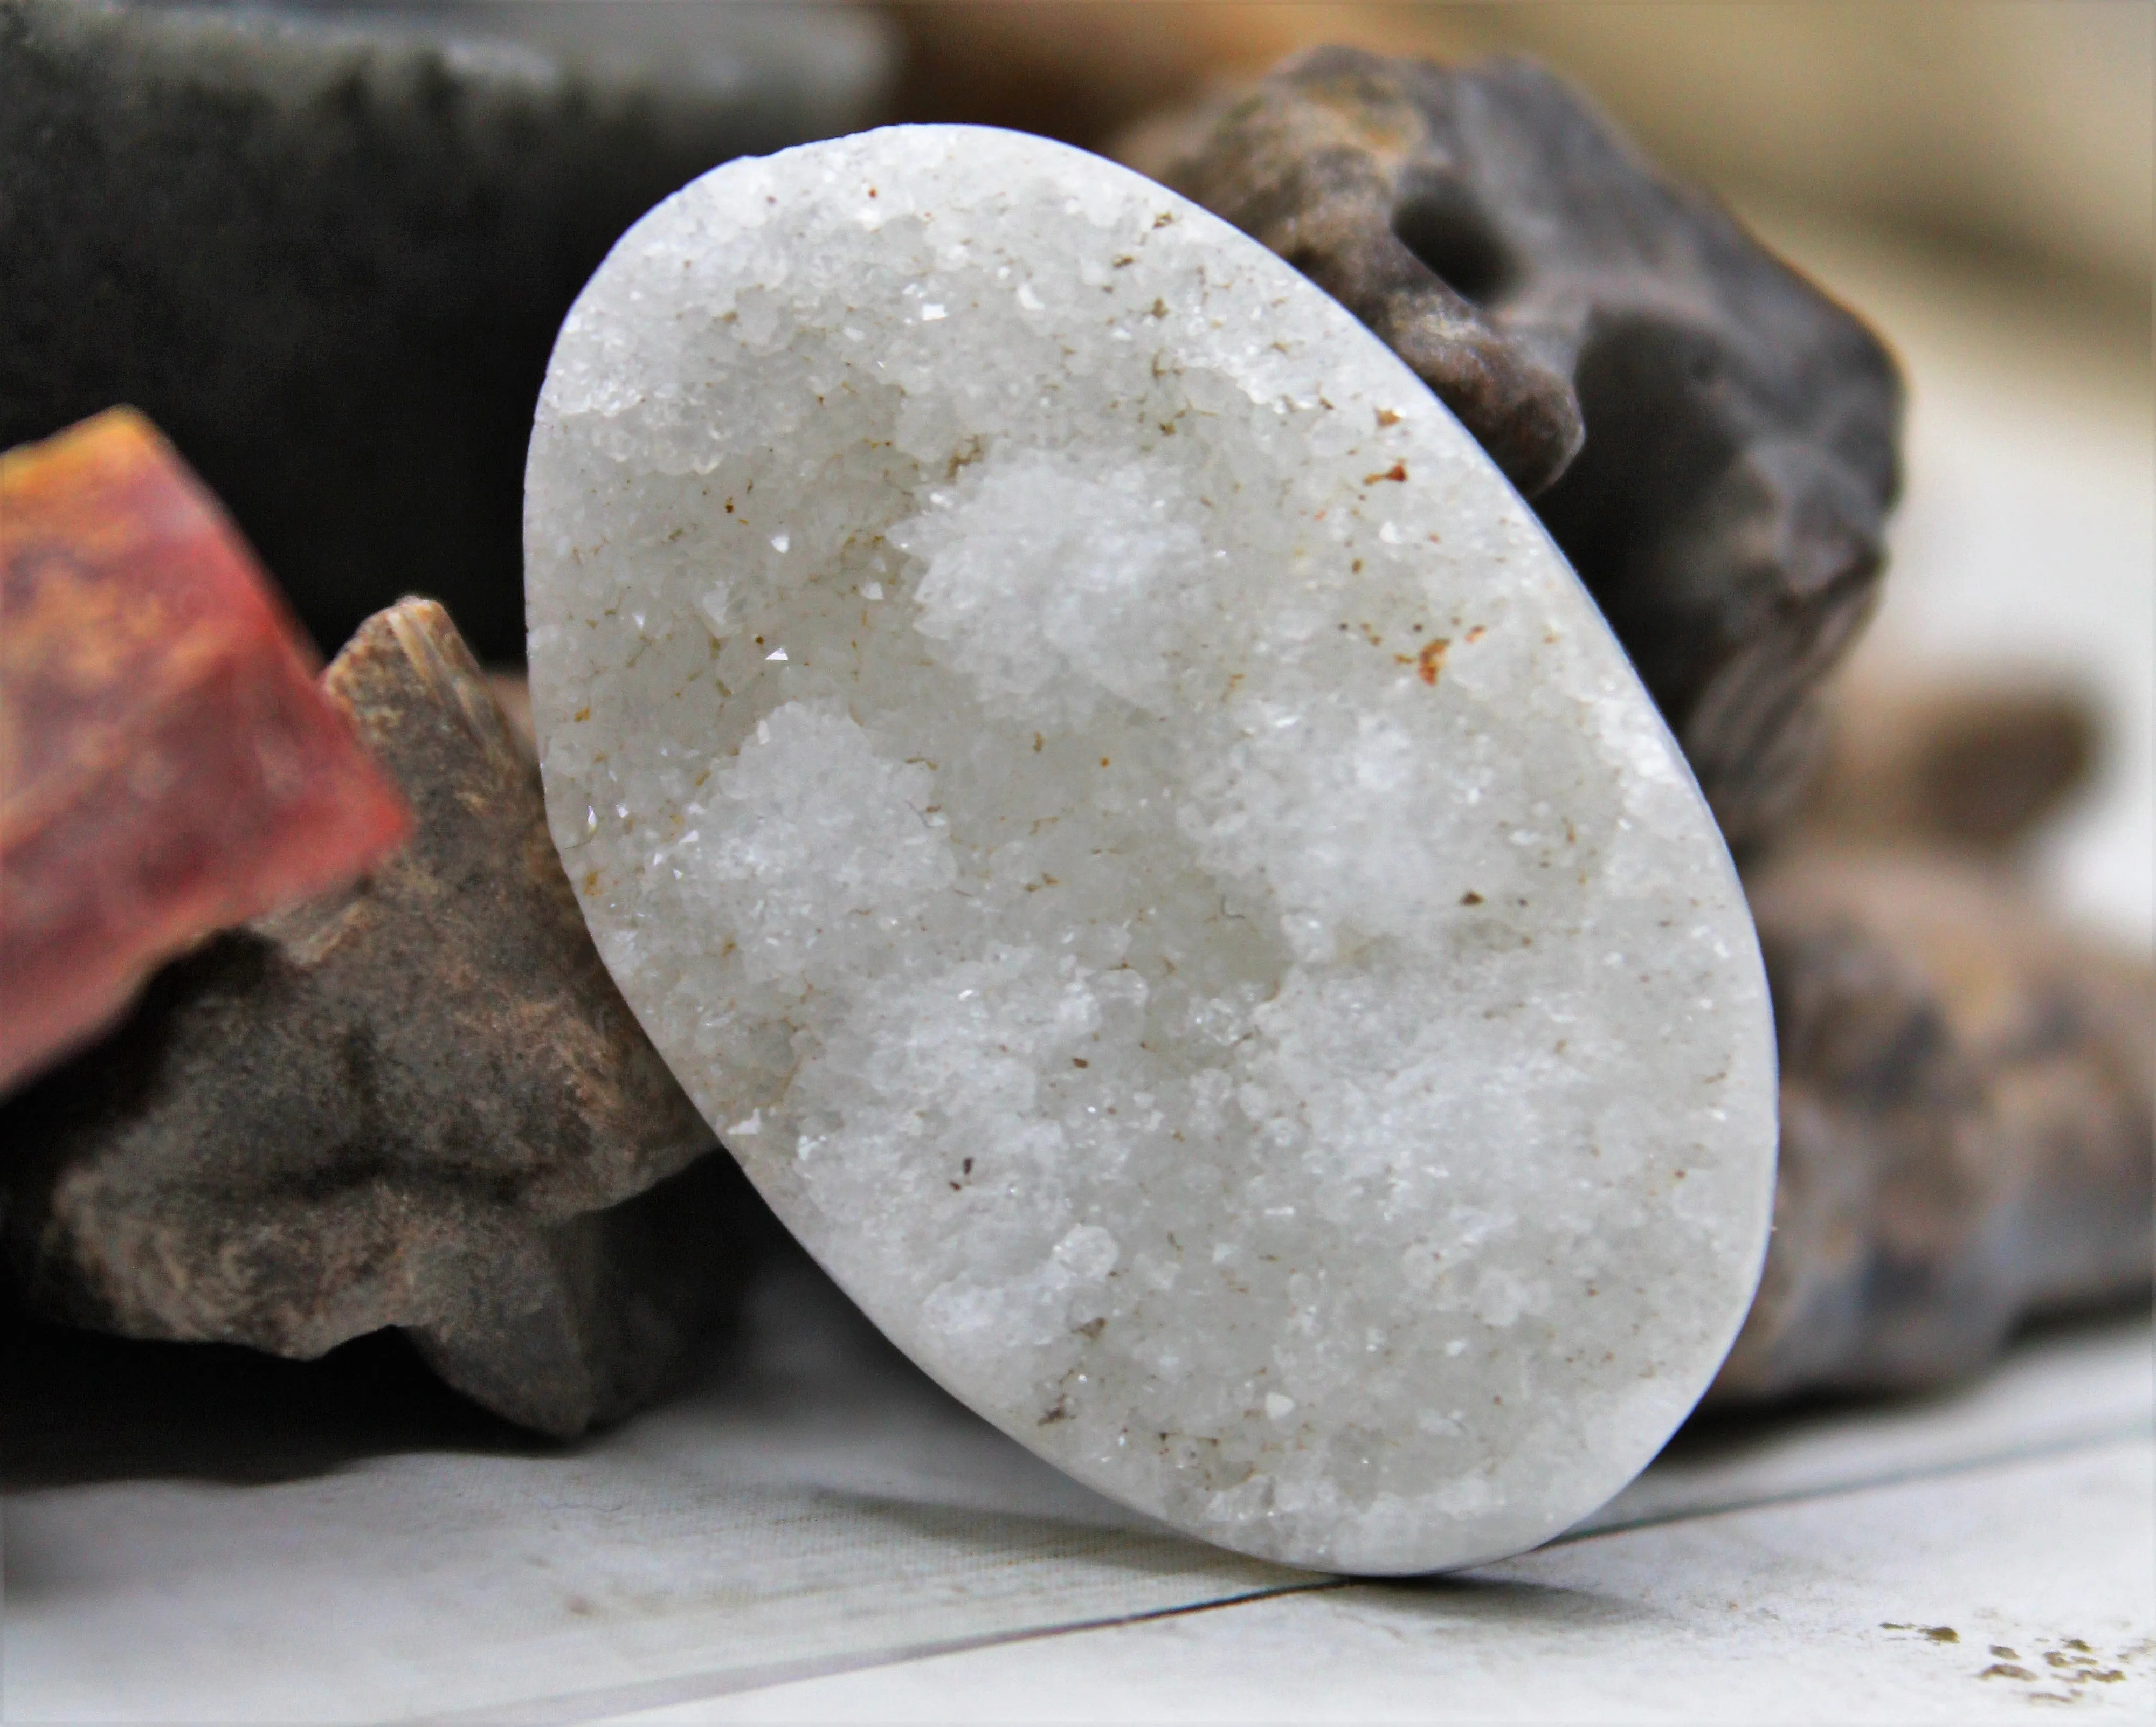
[1661,1296,2154,1470]
[0,1293,544,1489]
[1371,1571,1657,1632]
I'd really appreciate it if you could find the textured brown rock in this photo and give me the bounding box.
[1123,47,1904,847]
[2,599,763,1436]
[1714,846,2153,1400]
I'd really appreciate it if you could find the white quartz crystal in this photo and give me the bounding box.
[524,125,1777,1574]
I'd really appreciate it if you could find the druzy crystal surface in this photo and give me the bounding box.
[524,126,1775,1573]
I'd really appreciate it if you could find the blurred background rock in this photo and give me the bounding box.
[0,0,897,664]
[896,3,2151,308]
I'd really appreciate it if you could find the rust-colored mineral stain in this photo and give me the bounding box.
[1417,636,1452,685]
[0,409,410,1093]
[1363,462,1408,484]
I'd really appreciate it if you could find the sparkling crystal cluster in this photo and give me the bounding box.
[525,126,1775,1572]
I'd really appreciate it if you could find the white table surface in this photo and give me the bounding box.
[5,216,2150,1725]
[6,1247,2148,1725]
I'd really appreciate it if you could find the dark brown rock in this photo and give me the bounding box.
[1714,846,2153,1400]
[1123,47,1904,847]
[3,599,765,1436]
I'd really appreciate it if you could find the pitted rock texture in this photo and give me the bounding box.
[525,125,1777,1573]
[1122,48,1904,849]
[0,0,893,663]
[1718,846,2154,1399]
[2,600,761,1436]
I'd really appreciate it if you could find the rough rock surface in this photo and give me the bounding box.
[525,125,1777,1572]
[1122,48,1904,848]
[0,0,894,664]
[1719,846,2154,1399]
[3,600,759,1436]
[0,409,409,1094]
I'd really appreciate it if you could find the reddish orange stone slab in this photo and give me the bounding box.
[1,409,411,1092]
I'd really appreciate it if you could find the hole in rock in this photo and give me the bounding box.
[1392,188,1515,308]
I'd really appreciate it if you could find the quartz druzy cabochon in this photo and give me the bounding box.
[524,126,1776,1573]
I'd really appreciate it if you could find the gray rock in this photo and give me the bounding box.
[0,0,894,664]
[1121,47,1903,848]
[2,600,769,1437]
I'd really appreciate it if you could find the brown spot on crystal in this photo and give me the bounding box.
[1122,46,1902,850]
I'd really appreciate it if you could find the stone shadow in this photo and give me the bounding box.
[1,1289,545,1489]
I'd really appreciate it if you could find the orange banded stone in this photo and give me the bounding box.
[1,408,410,1092]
